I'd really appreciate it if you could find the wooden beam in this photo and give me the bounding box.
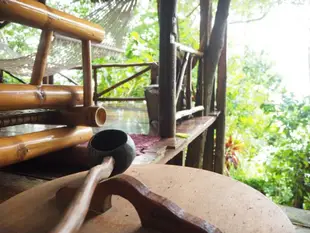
[30,30,53,85]
[73,63,156,70]
[186,57,193,109]
[214,28,227,174]
[82,40,93,107]
[176,52,190,101]
[159,0,177,138]
[96,66,151,98]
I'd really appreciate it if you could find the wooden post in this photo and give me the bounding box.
[49,75,54,84]
[195,0,212,111]
[186,57,193,109]
[159,0,177,138]
[43,76,48,84]
[150,64,159,84]
[214,28,227,174]
[185,0,212,168]
[93,68,98,106]
[0,70,3,83]
[203,0,231,115]
[82,40,93,107]
[203,125,215,171]
[30,30,53,85]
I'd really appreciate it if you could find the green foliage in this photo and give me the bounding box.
[261,94,310,208]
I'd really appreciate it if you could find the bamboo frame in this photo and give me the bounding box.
[30,30,53,85]
[0,0,104,43]
[0,126,93,167]
[0,84,83,110]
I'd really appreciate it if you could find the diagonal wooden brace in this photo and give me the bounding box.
[56,174,222,233]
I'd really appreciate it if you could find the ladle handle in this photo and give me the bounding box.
[50,157,114,233]
[56,174,222,233]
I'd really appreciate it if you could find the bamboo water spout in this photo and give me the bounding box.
[0,84,83,110]
[0,0,105,43]
[51,106,107,127]
[0,126,93,167]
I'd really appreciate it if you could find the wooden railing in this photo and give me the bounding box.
[89,62,158,104]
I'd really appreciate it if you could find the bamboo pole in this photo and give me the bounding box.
[0,84,83,110]
[82,40,93,107]
[0,126,93,167]
[30,30,53,85]
[0,0,104,42]
[52,106,106,127]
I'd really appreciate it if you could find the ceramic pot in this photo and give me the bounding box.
[88,129,136,176]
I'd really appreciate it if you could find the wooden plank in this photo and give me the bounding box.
[30,30,53,85]
[82,40,93,107]
[150,116,217,165]
[159,0,177,138]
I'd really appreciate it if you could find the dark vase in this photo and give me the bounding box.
[87,129,136,176]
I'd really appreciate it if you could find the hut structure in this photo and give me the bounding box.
[0,0,228,190]
[0,1,298,233]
